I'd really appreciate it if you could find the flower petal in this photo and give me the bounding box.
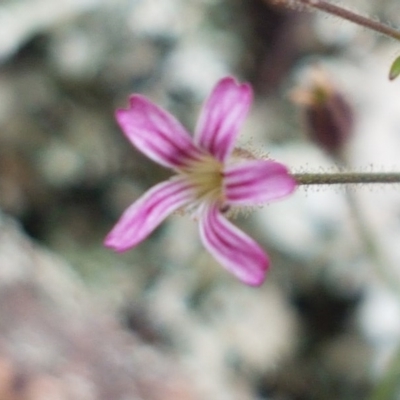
[198,202,269,286]
[116,95,204,169]
[194,77,253,162]
[224,160,296,205]
[105,177,194,252]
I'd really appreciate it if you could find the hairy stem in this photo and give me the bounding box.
[290,0,400,42]
[293,172,400,185]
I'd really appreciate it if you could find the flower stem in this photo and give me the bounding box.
[290,0,400,42]
[293,172,400,185]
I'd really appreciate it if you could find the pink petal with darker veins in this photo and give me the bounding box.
[116,95,205,169]
[194,77,253,162]
[104,177,194,252]
[224,160,297,205]
[198,202,269,286]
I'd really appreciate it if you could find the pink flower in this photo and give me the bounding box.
[105,77,296,286]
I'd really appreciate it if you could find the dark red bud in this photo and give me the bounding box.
[292,69,354,160]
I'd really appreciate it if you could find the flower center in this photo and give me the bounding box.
[182,154,224,201]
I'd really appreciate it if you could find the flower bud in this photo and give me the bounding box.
[291,68,354,160]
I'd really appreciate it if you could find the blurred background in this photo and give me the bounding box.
[1,0,400,398]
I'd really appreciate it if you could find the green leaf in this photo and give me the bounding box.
[389,56,400,81]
